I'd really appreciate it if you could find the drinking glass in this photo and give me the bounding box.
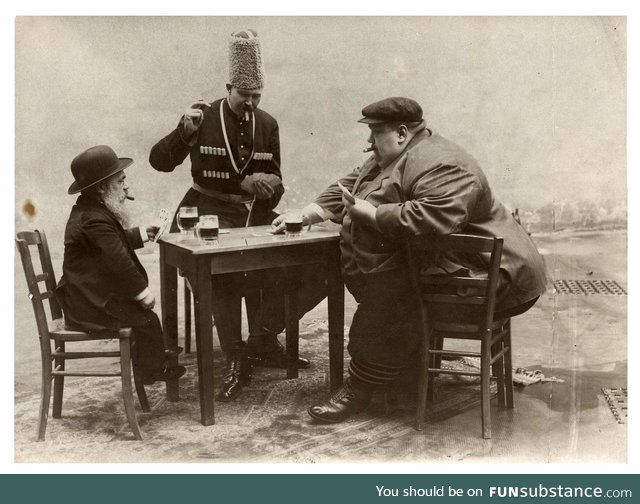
[283,210,304,238]
[176,206,198,240]
[196,215,219,245]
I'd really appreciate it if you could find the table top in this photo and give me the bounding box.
[159,223,341,255]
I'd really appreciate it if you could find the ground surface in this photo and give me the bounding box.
[14,230,627,464]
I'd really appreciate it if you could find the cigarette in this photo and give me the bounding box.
[126,195,135,201]
[363,146,374,152]
[244,111,250,121]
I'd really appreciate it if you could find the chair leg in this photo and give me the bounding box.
[132,370,151,414]
[481,335,492,439]
[492,340,506,407]
[119,339,143,440]
[129,339,151,412]
[415,335,430,430]
[503,320,514,409]
[184,278,192,354]
[52,340,64,418]
[434,336,443,370]
[37,351,52,442]
[415,307,431,431]
[426,336,441,402]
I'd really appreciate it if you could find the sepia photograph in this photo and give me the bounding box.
[12,14,628,465]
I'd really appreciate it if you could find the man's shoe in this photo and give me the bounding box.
[142,365,187,385]
[216,355,252,402]
[307,378,373,423]
[165,346,183,359]
[247,342,310,369]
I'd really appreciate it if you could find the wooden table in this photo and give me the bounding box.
[158,224,344,426]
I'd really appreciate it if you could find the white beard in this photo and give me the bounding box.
[102,191,131,228]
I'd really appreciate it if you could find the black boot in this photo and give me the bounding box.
[216,353,252,402]
[247,340,310,369]
[307,377,373,423]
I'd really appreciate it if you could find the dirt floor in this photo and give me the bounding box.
[13,229,627,464]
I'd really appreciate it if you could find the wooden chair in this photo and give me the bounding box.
[15,230,150,441]
[406,233,513,439]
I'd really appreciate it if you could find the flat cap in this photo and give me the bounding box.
[357,97,423,124]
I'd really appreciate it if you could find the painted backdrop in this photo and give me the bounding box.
[15,16,626,254]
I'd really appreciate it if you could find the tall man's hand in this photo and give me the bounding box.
[182,100,210,137]
[240,173,281,199]
[344,196,380,231]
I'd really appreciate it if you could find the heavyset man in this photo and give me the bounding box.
[273,97,548,423]
[57,145,186,385]
[149,29,323,401]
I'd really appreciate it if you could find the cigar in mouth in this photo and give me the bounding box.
[126,195,135,201]
[363,146,374,153]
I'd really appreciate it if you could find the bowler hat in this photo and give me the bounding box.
[67,145,133,195]
[358,97,423,124]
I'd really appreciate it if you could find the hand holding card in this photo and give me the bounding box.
[152,209,171,242]
[337,182,356,204]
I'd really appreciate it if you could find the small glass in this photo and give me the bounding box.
[196,215,219,245]
[283,210,304,238]
[176,206,198,240]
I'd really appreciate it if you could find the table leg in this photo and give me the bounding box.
[327,243,345,391]
[284,284,299,380]
[193,258,216,425]
[160,246,179,401]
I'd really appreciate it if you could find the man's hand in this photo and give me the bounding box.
[182,100,210,137]
[241,173,281,199]
[146,225,160,242]
[139,292,156,310]
[270,212,310,234]
[344,196,379,230]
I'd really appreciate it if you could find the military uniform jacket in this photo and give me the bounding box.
[149,98,283,223]
[314,128,547,311]
[56,195,149,331]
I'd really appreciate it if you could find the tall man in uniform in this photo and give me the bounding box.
[273,97,548,423]
[149,29,320,401]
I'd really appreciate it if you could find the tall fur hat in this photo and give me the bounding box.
[228,29,265,90]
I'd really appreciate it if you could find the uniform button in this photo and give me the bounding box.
[241,145,244,148]
[240,133,244,136]
[241,157,245,161]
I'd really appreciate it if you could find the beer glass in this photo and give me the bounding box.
[176,206,198,240]
[197,215,219,245]
[284,210,304,238]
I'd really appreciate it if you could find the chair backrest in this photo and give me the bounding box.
[15,230,62,352]
[406,233,504,331]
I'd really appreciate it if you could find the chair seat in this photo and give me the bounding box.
[49,318,132,341]
[432,317,508,335]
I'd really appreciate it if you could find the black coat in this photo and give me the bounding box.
[314,129,547,311]
[149,98,283,226]
[56,195,149,332]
